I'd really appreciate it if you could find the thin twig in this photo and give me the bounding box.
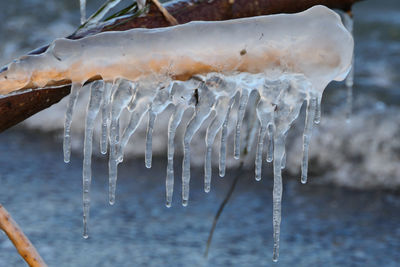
[204,160,245,258]
[151,0,179,25]
[0,204,47,267]
[204,95,257,258]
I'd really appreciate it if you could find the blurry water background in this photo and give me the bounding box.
[0,0,399,266]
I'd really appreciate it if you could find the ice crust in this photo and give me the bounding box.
[0,5,354,262]
[0,5,352,95]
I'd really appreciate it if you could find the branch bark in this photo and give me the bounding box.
[0,0,361,132]
[0,204,47,267]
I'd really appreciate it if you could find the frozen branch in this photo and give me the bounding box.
[0,0,362,132]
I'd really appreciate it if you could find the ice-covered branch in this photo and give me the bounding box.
[0,2,357,261]
[0,0,361,132]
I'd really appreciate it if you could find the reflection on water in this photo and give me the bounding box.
[0,0,400,266]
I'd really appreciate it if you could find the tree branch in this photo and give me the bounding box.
[0,0,362,132]
[0,204,47,267]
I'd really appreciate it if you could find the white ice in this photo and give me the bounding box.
[0,5,353,95]
[0,5,354,262]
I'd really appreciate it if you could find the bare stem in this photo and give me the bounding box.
[0,204,47,267]
[204,160,244,258]
[151,0,179,25]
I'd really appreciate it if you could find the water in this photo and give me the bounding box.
[0,128,399,266]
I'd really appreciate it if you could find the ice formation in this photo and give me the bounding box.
[0,5,353,261]
[80,0,87,24]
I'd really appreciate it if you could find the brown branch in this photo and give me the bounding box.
[151,0,179,25]
[0,0,362,133]
[98,0,360,33]
[0,87,71,132]
[0,204,47,267]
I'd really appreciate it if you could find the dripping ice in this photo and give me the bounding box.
[63,83,81,163]
[80,0,86,25]
[83,80,105,238]
[66,71,322,259]
[16,5,355,262]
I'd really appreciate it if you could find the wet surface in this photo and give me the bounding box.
[0,128,399,266]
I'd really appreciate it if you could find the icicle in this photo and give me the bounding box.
[314,94,322,124]
[118,81,168,163]
[246,117,260,154]
[272,134,285,262]
[204,98,230,192]
[182,109,213,205]
[255,104,273,181]
[301,96,317,184]
[342,11,354,121]
[204,144,213,191]
[80,0,87,25]
[145,111,156,168]
[266,124,274,162]
[219,99,234,178]
[166,105,186,208]
[115,120,120,145]
[244,92,261,154]
[118,102,148,163]
[234,90,249,159]
[281,150,286,170]
[82,81,104,238]
[255,124,267,181]
[100,83,112,154]
[165,80,197,207]
[255,88,274,181]
[108,79,132,205]
[202,74,237,181]
[182,85,215,206]
[204,111,218,193]
[63,83,81,163]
